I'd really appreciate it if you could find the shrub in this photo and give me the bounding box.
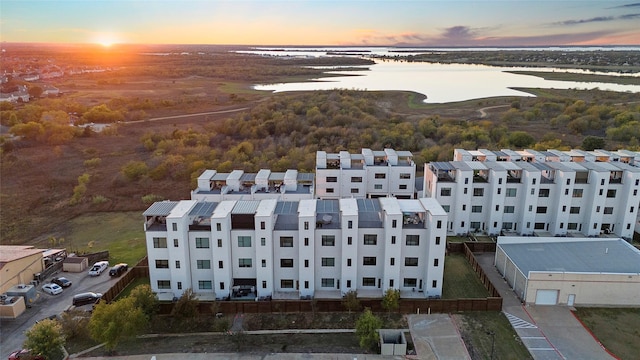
[142,194,164,204]
[84,157,102,167]
[92,195,109,204]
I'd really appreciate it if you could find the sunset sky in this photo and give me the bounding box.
[2,1,639,47]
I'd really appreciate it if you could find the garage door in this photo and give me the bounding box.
[535,289,559,305]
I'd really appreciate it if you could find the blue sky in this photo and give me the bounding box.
[1,1,639,46]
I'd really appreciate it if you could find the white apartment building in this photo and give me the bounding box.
[144,197,447,300]
[191,169,314,202]
[316,149,416,200]
[424,148,640,239]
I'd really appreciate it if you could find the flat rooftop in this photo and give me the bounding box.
[498,238,640,275]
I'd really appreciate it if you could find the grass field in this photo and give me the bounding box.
[442,253,490,299]
[65,211,146,265]
[573,307,640,360]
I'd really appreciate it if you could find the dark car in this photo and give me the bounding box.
[109,263,128,277]
[51,277,72,288]
[72,292,102,307]
[8,349,44,360]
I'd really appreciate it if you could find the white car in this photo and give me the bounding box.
[42,283,63,295]
[88,261,109,276]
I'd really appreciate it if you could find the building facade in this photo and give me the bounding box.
[424,148,640,239]
[144,197,446,300]
[316,149,416,200]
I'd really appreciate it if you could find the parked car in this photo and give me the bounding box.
[72,292,102,307]
[8,349,44,360]
[51,277,72,288]
[109,263,128,277]
[42,283,63,295]
[88,261,109,276]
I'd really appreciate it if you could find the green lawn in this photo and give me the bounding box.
[573,307,640,360]
[65,211,146,265]
[442,254,490,299]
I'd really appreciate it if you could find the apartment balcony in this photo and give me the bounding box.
[506,177,521,183]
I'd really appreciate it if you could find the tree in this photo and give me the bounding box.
[342,290,361,313]
[355,308,383,351]
[171,288,199,321]
[381,288,400,314]
[507,131,535,148]
[23,318,65,359]
[89,297,147,352]
[28,86,43,99]
[121,160,149,181]
[581,136,606,151]
[129,284,158,320]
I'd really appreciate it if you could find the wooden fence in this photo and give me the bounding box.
[101,258,149,303]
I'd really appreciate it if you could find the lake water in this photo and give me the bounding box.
[243,47,640,103]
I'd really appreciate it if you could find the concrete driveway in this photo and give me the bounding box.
[475,252,616,360]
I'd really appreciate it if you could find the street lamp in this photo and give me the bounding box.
[486,330,496,360]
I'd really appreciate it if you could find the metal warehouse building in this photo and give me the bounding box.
[495,237,640,306]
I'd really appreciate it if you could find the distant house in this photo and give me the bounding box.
[41,84,60,97]
[0,245,45,294]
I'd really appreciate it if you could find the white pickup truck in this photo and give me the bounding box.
[88,261,109,276]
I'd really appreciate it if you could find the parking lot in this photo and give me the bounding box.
[0,266,121,359]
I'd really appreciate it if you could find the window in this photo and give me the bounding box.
[346,280,351,288]
[472,206,482,213]
[153,237,167,248]
[261,237,266,246]
[536,207,547,214]
[262,281,267,289]
[280,236,293,247]
[498,178,503,184]
[177,282,182,290]
[374,184,383,190]
[596,206,600,213]
[281,280,294,288]
[390,258,395,266]
[238,236,251,247]
[239,258,252,268]
[599,189,603,196]
[195,237,209,248]
[601,179,605,186]
[434,258,439,267]
[304,281,309,289]
[363,257,377,266]
[260,221,265,230]
[304,237,309,246]
[219,261,223,269]
[562,206,567,212]
[607,189,616,198]
[572,189,583,198]
[172,223,177,231]
[504,206,515,213]
[322,235,335,246]
[568,223,578,230]
[155,260,169,269]
[462,205,466,211]
[262,259,266,267]
[631,206,635,213]
[157,280,170,289]
[351,188,359,193]
[604,207,613,214]
[471,222,481,230]
[363,278,376,286]
[497,188,501,195]
[304,259,309,267]
[464,188,467,194]
[495,205,500,211]
[392,219,397,228]
[528,205,533,212]
[634,190,637,196]
[435,236,441,245]
[565,189,569,195]
[196,260,211,269]
[400,173,411,179]
[570,207,580,214]
[216,223,221,231]
[390,280,394,287]
[347,220,353,229]
[391,236,396,244]
[442,205,450,213]
[506,188,517,197]
[173,239,179,247]
[531,188,535,195]
[347,236,352,245]
[502,222,513,230]
[532,178,537,185]
[432,280,437,288]
[465,178,469,184]
[375,173,386,179]
[326,188,334,193]
[440,188,452,196]
[321,257,335,267]
[280,259,294,268]
[326,176,337,182]
[175,260,180,269]
[539,189,550,197]
[437,220,442,229]
[406,235,420,246]
[321,278,335,287]
[403,278,417,287]
[405,257,418,266]
[351,177,362,183]
[347,258,352,266]
[304,221,309,230]
[220,282,225,290]
[473,188,484,196]
[363,234,377,245]
[399,185,407,190]
[566,179,571,185]
[218,239,223,247]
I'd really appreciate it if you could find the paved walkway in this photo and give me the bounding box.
[407,314,471,360]
[475,252,616,360]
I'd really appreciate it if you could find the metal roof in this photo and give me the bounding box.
[143,201,179,216]
[529,162,554,172]
[232,201,260,214]
[269,172,286,181]
[316,199,340,213]
[431,162,456,171]
[188,202,218,217]
[499,239,640,276]
[212,173,230,181]
[297,173,314,181]
[357,199,381,212]
[465,161,488,170]
[274,201,299,214]
[239,173,256,181]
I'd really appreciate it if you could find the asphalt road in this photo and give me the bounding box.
[1,267,121,359]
